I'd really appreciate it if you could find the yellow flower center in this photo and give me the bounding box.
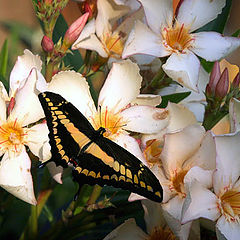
[147,226,177,240]
[104,31,125,57]
[170,170,188,197]
[162,22,194,53]
[0,119,26,153]
[144,139,162,167]
[90,107,126,139]
[219,189,240,222]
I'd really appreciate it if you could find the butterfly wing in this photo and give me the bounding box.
[38,91,96,167]
[82,137,163,202]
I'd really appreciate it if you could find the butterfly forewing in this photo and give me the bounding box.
[38,92,163,202]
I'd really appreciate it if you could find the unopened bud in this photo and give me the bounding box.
[205,83,212,97]
[62,12,89,50]
[232,72,240,88]
[215,68,229,99]
[41,36,54,52]
[209,61,221,94]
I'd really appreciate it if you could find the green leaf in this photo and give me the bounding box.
[232,29,240,37]
[158,92,191,108]
[53,15,83,71]
[196,0,232,33]
[0,40,8,79]
[0,73,9,90]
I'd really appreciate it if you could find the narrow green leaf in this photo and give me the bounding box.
[0,40,8,78]
[0,73,9,90]
[158,92,191,108]
[232,29,240,37]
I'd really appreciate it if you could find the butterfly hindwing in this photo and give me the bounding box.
[38,92,163,202]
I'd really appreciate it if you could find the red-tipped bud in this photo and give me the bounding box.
[62,12,89,49]
[209,61,221,94]
[215,68,229,99]
[84,2,93,19]
[41,35,54,52]
[232,72,240,88]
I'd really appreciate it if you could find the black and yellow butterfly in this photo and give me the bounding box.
[38,91,163,202]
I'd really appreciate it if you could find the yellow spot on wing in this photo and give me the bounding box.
[155,191,161,197]
[113,161,120,172]
[119,176,125,181]
[58,115,66,119]
[103,175,109,180]
[89,171,96,178]
[76,167,82,173]
[126,169,132,179]
[140,181,146,188]
[134,175,138,184]
[82,169,89,176]
[120,165,125,175]
[57,144,63,151]
[55,111,63,115]
[60,119,70,124]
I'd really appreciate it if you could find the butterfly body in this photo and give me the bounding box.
[38,92,163,202]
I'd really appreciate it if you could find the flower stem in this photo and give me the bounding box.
[87,185,102,205]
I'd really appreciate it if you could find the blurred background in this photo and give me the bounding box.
[0,0,239,72]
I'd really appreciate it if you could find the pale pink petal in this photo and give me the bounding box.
[0,150,37,205]
[103,218,148,240]
[142,199,165,233]
[162,197,193,240]
[9,49,42,97]
[128,192,146,202]
[229,98,240,133]
[131,94,161,106]
[213,132,240,195]
[120,105,169,134]
[25,123,51,161]
[138,0,173,34]
[0,83,7,124]
[122,20,169,58]
[114,133,147,165]
[182,180,220,224]
[166,102,197,132]
[162,51,200,92]
[47,162,63,184]
[191,32,240,61]
[96,0,129,39]
[48,70,96,119]
[184,166,213,189]
[160,124,205,179]
[114,0,141,12]
[10,68,45,126]
[217,215,240,240]
[98,60,141,113]
[177,0,226,32]
[184,131,216,170]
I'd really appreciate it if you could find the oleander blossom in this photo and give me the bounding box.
[47,59,169,164]
[122,0,240,91]
[0,51,50,205]
[182,132,240,240]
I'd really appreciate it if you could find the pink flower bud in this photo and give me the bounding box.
[215,68,229,99]
[41,35,54,52]
[63,12,89,49]
[232,72,240,88]
[8,97,15,116]
[209,61,221,94]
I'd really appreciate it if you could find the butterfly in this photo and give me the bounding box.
[38,91,163,202]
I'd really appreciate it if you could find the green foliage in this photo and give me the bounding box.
[158,92,191,108]
[0,40,9,90]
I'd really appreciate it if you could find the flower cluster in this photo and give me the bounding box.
[0,0,240,239]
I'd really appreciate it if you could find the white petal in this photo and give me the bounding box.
[191,32,238,61]
[138,0,173,34]
[9,49,42,97]
[10,68,45,126]
[160,124,205,178]
[162,51,200,92]
[128,192,146,202]
[213,132,240,195]
[103,218,148,240]
[131,94,161,106]
[0,83,7,124]
[73,33,108,58]
[47,162,63,184]
[184,166,213,189]
[166,102,197,132]
[98,60,141,112]
[120,105,169,134]
[182,180,219,224]
[25,123,51,161]
[184,131,216,170]
[0,150,37,205]
[48,70,96,119]
[114,134,147,165]
[229,98,240,133]
[217,215,240,240]
[142,199,165,234]
[122,20,169,58]
[162,197,193,240]
[96,0,129,39]
[177,0,226,32]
